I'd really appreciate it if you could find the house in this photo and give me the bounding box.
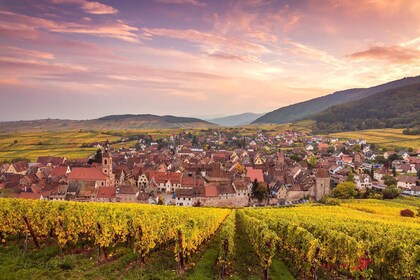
[6,161,29,175]
[232,179,249,197]
[329,165,343,175]
[68,167,111,187]
[175,187,204,206]
[19,192,44,200]
[36,156,66,167]
[374,166,391,182]
[354,174,372,191]
[96,187,116,202]
[246,167,264,183]
[396,175,417,191]
[116,185,137,202]
[305,144,314,151]
[67,181,97,202]
[405,186,420,196]
[49,184,68,201]
[383,151,396,159]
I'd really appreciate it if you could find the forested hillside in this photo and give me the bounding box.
[314,83,420,133]
[253,76,420,124]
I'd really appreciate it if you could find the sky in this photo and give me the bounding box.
[0,0,420,121]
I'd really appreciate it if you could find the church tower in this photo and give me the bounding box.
[314,169,331,201]
[102,144,115,185]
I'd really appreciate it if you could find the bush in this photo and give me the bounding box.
[383,186,401,199]
[372,193,383,200]
[332,182,358,199]
[319,197,340,206]
[400,209,415,217]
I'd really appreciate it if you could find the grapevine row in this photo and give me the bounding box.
[217,210,236,277]
[0,198,229,267]
[242,205,420,279]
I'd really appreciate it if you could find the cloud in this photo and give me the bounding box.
[348,45,420,63]
[284,39,345,69]
[141,27,269,60]
[0,46,55,60]
[51,0,118,14]
[207,52,252,62]
[0,10,139,42]
[155,0,205,6]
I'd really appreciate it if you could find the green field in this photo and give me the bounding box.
[0,125,418,162]
[328,128,420,150]
[0,131,122,162]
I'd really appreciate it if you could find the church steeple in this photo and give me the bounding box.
[102,144,114,185]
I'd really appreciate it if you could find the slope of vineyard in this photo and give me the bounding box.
[241,203,420,279]
[0,199,229,268]
[0,198,419,279]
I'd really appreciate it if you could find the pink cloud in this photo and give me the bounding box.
[155,0,205,6]
[51,0,118,14]
[0,46,55,60]
[348,45,420,63]
[0,10,139,42]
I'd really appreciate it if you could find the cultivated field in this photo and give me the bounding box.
[0,198,418,279]
[0,131,122,162]
[328,128,420,150]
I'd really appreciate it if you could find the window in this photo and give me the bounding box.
[104,159,108,165]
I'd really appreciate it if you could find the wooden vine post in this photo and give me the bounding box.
[23,216,40,249]
[221,237,229,278]
[177,229,184,270]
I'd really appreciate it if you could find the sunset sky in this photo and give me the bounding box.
[1,0,420,121]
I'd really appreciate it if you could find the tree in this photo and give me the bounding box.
[192,135,199,146]
[251,179,267,202]
[307,156,317,170]
[392,167,397,177]
[94,149,102,163]
[388,153,401,163]
[346,170,355,182]
[332,182,357,199]
[382,175,397,187]
[383,186,401,199]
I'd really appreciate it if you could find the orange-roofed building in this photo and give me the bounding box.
[96,186,116,202]
[68,167,110,187]
[246,167,264,183]
[205,184,219,198]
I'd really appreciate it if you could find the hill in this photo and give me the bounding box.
[314,83,420,133]
[0,114,216,132]
[209,112,264,126]
[253,75,420,124]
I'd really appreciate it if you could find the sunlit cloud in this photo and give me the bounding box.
[155,0,205,6]
[348,45,420,63]
[51,0,118,15]
[0,10,139,42]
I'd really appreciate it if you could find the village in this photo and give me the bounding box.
[1,129,419,207]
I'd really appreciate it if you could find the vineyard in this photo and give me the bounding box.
[0,198,419,279]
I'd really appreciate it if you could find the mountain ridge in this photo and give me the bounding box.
[253,75,420,124]
[0,114,216,132]
[208,112,264,126]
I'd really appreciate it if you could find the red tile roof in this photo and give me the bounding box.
[50,166,68,177]
[205,184,219,197]
[246,167,264,182]
[97,187,116,198]
[68,167,107,181]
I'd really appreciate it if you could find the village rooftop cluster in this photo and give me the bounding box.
[1,129,419,206]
